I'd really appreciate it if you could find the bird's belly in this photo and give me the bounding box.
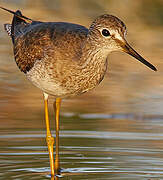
[28,76,68,97]
[26,60,69,97]
[25,59,106,98]
[26,69,98,98]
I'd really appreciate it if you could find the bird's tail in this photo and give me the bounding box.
[0,7,33,42]
[0,7,33,23]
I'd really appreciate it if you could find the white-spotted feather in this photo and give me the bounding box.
[4,24,12,36]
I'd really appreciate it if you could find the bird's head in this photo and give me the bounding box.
[88,14,157,71]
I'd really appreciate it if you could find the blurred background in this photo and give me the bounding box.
[0,0,163,179]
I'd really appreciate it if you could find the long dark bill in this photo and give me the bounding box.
[122,42,157,71]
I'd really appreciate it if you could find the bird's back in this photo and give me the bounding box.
[13,22,88,73]
[4,11,89,73]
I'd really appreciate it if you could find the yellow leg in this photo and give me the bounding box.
[54,98,61,175]
[43,93,55,176]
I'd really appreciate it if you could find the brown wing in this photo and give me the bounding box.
[14,22,88,73]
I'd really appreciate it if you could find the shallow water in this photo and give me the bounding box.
[0,118,163,180]
[1,114,163,179]
[0,0,163,179]
[1,113,163,180]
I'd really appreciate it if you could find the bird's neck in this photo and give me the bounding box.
[77,38,108,69]
[70,39,108,93]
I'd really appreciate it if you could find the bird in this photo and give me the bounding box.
[0,6,157,177]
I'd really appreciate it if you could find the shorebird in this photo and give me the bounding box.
[0,7,157,177]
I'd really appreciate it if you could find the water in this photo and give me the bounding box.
[1,115,163,179]
[0,0,163,179]
[1,115,163,180]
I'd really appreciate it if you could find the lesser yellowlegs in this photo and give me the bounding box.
[0,7,157,177]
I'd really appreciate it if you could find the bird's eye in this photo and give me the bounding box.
[102,29,110,37]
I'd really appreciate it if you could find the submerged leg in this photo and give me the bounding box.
[43,92,55,176]
[54,98,61,175]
